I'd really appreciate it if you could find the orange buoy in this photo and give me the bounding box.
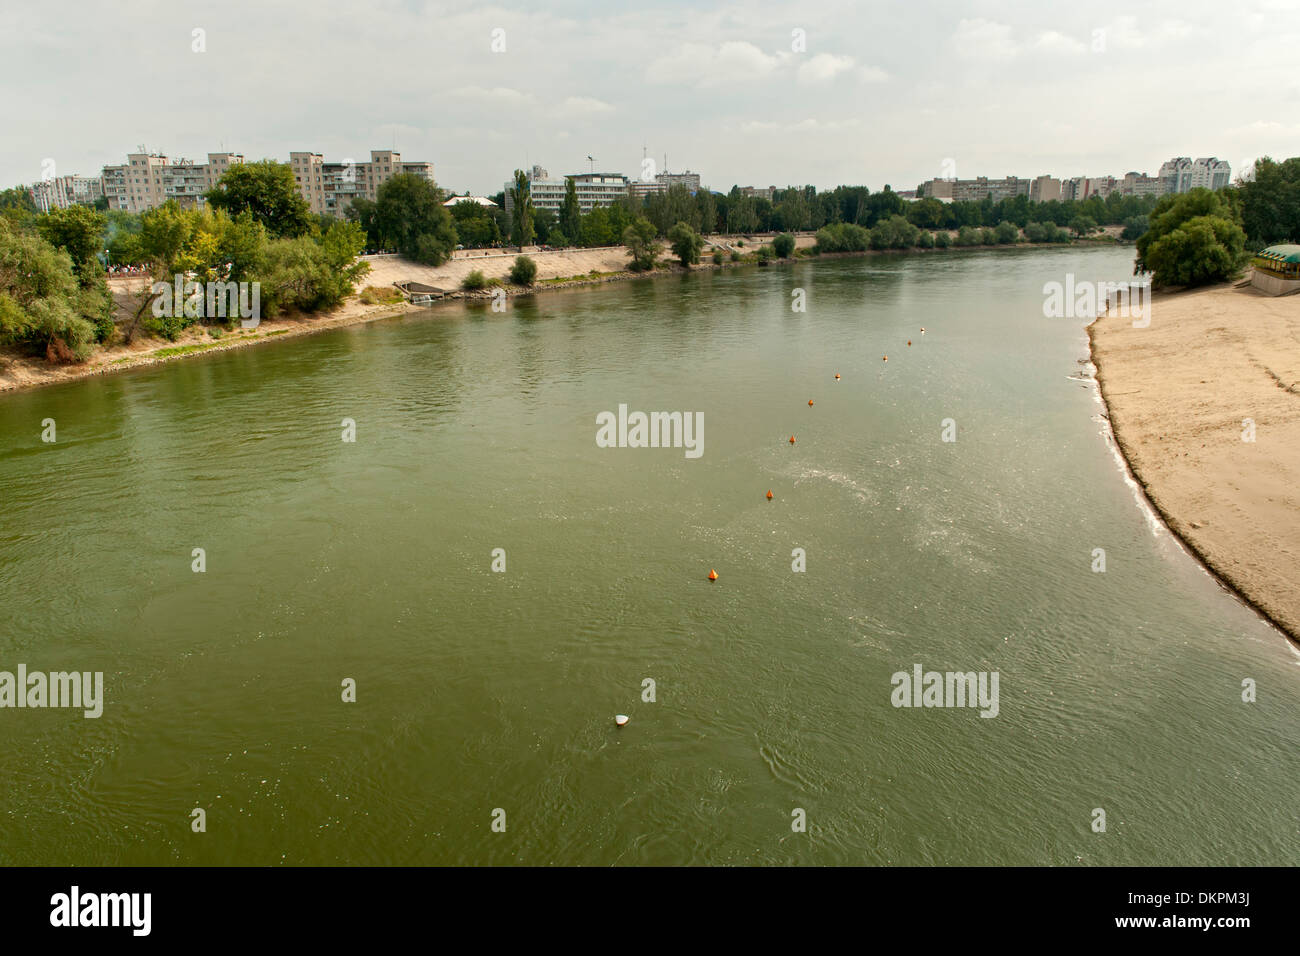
[808,399,814,406]
[708,569,718,581]
[883,355,888,362]
[834,373,841,380]
[788,435,796,444]
[766,489,773,500]
[907,340,912,346]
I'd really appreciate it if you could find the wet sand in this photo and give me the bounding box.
[1089,278,1300,641]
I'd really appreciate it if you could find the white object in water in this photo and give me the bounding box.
[614,715,629,727]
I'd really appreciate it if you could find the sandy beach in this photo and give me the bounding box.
[1090,278,1300,641]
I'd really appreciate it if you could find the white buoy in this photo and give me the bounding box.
[615,715,629,727]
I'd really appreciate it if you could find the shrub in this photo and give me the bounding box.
[980,227,998,245]
[461,269,489,291]
[955,225,981,247]
[712,249,724,265]
[994,221,1020,244]
[729,250,741,262]
[772,233,795,258]
[508,255,538,286]
[667,221,703,266]
[917,230,934,248]
[934,230,951,248]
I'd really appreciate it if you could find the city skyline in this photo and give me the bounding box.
[3,0,1297,197]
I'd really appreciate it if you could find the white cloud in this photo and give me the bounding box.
[554,96,615,118]
[1033,31,1086,55]
[952,19,1018,59]
[648,40,786,87]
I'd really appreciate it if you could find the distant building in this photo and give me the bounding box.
[98,150,245,213]
[1159,157,1230,194]
[1083,176,1117,199]
[1118,171,1163,197]
[656,170,701,192]
[739,185,775,202]
[1060,177,1085,201]
[924,176,1030,202]
[30,175,103,212]
[1029,176,1061,202]
[290,149,435,217]
[503,166,630,216]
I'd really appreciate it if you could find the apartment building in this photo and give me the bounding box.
[1159,157,1231,194]
[100,150,245,212]
[1029,175,1061,202]
[29,175,103,212]
[656,170,702,192]
[739,185,776,202]
[503,165,630,216]
[290,149,435,216]
[1118,171,1163,197]
[924,176,1030,202]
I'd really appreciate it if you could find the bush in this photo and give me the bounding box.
[508,255,537,286]
[815,222,871,253]
[1135,189,1246,287]
[994,221,1020,244]
[934,230,951,248]
[1120,216,1148,241]
[772,233,795,258]
[917,230,934,248]
[757,245,775,265]
[980,227,998,245]
[712,249,724,265]
[461,269,489,291]
[729,250,741,262]
[955,226,981,247]
[667,221,703,266]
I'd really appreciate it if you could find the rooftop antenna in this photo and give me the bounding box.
[588,155,595,174]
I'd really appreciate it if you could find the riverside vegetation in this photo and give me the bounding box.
[2,155,1296,368]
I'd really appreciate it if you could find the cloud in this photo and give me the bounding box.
[449,86,534,106]
[648,40,786,87]
[1033,31,1086,55]
[554,96,615,118]
[952,19,1018,59]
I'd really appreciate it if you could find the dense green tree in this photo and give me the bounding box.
[623,218,660,271]
[206,160,311,238]
[373,173,457,265]
[508,169,535,247]
[37,204,107,276]
[561,177,581,243]
[1238,156,1300,245]
[667,221,703,266]
[772,233,795,257]
[1136,188,1246,287]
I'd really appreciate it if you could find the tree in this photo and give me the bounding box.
[772,233,795,258]
[508,169,535,247]
[509,254,538,286]
[1069,215,1098,236]
[667,221,703,266]
[36,204,107,276]
[205,160,311,238]
[1238,156,1300,245]
[561,177,581,243]
[623,218,660,271]
[994,220,1020,244]
[1135,189,1246,287]
[0,218,101,360]
[373,173,458,265]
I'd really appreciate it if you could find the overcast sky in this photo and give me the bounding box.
[3,0,1298,196]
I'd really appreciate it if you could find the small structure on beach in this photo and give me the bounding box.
[1250,245,1300,296]
[396,281,447,305]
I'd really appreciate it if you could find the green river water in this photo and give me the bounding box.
[1,245,1296,865]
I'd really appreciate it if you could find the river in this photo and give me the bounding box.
[1,245,1295,865]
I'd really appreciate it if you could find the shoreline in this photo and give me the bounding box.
[1088,282,1300,646]
[0,237,1121,397]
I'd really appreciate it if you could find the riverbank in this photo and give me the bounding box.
[1,235,1121,395]
[1089,278,1300,642]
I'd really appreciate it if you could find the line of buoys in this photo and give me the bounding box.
[708,568,718,581]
